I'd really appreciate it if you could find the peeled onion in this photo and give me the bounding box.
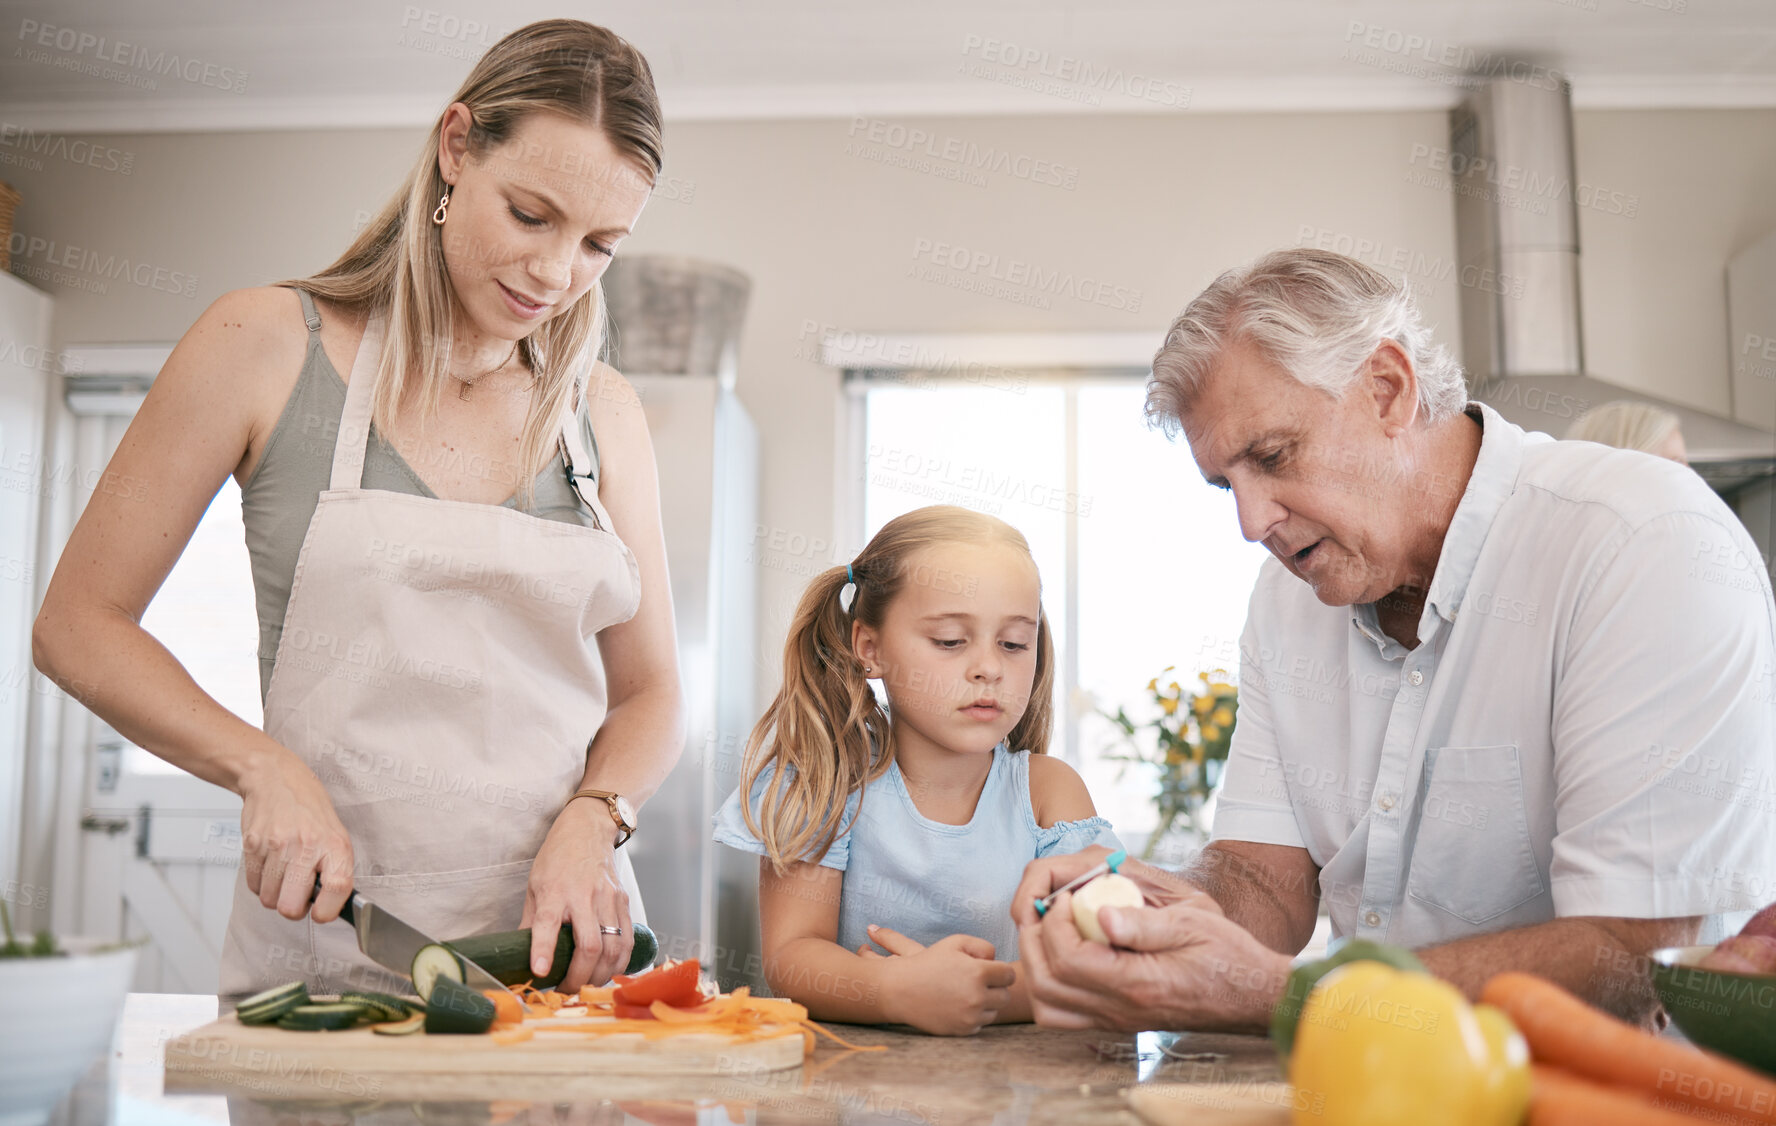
[1070,873,1144,944]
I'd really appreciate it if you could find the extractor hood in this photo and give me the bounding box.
[1451,77,1776,495]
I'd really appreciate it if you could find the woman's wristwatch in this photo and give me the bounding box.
[570,788,636,848]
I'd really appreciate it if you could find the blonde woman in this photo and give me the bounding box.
[713,506,1122,1036]
[1566,400,1689,464]
[32,20,682,995]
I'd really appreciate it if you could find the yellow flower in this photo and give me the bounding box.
[1146,677,1158,693]
[1159,696,1178,716]
[1210,681,1236,695]
[1193,695,1216,718]
[1198,670,1211,682]
[1212,706,1234,727]
[1165,748,1186,765]
[1202,723,1222,742]
[1191,742,1205,766]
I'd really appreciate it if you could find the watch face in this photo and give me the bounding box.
[614,795,637,829]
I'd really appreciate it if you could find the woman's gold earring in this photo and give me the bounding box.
[432,190,451,225]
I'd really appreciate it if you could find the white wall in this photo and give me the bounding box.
[7,108,1776,692]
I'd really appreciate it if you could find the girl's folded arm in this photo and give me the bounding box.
[994,962,1033,1024]
[995,753,1109,1025]
[757,858,900,1024]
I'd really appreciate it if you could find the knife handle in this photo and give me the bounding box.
[310,874,356,925]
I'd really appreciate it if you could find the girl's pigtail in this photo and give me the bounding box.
[740,564,892,873]
[1004,611,1056,755]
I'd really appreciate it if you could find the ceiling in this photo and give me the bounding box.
[3,0,1776,132]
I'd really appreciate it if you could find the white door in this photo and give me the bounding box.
[0,274,53,908]
[46,393,253,993]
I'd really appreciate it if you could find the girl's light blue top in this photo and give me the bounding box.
[712,745,1122,962]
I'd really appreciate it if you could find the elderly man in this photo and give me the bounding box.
[1015,247,1776,1031]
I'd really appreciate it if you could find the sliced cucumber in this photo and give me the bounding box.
[422,976,496,1034]
[444,922,659,988]
[234,981,310,1025]
[276,1002,373,1031]
[371,1013,426,1035]
[340,991,414,1022]
[410,943,464,1003]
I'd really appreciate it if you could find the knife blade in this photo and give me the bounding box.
[313,877,520,1001]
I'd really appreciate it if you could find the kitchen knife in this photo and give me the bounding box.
[310,877,519,1001]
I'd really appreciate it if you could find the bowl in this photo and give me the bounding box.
[1650,945,1776,1077]
[0,938,138,1126]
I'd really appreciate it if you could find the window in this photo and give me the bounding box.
[129,476,262,772]
[857,375,1270,841]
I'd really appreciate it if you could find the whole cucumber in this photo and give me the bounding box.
[445,922,658,988]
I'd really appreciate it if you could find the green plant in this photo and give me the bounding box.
[0,898,62,958]
[1101,667,1239,857]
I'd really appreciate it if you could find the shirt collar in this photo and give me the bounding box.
[1424,402,1524,626]
[1348,402,1526,646]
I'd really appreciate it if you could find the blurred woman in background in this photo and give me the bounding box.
[1566,400,1689,465]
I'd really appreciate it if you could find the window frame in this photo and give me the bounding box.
[841,364,1151,770]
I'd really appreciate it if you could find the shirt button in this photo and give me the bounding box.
[1378,794,1395,812]
[1364,911,1382,927]
[1408,670,1424,686]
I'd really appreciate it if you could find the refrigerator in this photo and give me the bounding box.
[605,257,766,992]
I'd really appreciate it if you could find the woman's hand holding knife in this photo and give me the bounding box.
[238,745,356,925]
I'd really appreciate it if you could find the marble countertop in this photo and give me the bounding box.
[46,993,1286,1126]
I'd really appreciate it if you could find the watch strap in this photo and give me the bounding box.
[570,788,635,847]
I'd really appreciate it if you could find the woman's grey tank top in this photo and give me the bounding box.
[241,286,604,701]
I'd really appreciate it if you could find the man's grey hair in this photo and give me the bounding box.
[1146,248,1468,435]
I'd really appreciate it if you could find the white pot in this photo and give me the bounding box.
[0,938,138,1126]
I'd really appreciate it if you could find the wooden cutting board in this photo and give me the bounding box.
[164,1004,806,1095]
[1127,1081,1299,1126]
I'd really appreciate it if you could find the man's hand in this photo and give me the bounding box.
[1018,889,1290,1033]
[1009,846,1219,927]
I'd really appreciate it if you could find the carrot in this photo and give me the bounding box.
[1531,1066,1716,1126]
[650,999,726,1023]
[487,1101,528,1125]
[1482,973,1776,1124]
[482,989,525,1025]
[799,1019,885,1053]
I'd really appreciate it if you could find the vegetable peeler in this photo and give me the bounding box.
[1033,848,1128,917]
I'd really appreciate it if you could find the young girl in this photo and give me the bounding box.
[713,505,1121,1036]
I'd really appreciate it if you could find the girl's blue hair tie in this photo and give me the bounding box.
[840,563,859,614]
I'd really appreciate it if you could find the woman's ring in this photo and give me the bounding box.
[599,925,622,936]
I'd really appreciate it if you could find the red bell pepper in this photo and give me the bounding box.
[612,959,702,1011]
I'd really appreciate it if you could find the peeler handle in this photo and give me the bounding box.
[1031,849,1129,917]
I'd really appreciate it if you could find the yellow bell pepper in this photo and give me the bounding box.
[1290,961,1530,1126]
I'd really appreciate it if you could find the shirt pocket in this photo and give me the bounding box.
[1406,744,1546,926]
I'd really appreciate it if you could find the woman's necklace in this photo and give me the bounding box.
[451,339,524,400]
